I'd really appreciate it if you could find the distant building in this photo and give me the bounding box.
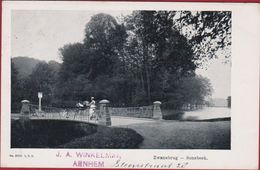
[227,96,231,108]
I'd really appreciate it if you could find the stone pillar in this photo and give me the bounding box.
[20,100,30,120]
[20,100,30,115]
[153,101,162,120]
[98,99,111,126]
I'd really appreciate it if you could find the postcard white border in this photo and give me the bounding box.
[1,1,260,169]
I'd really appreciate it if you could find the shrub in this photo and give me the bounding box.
[162,109,184,120]
[11,119,97,148]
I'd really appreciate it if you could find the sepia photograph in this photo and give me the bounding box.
[10,10,232,150]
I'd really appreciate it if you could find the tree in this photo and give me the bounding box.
[83,13,127,79]
[11,62,21,112]
[59,14,127,81]
[56,11,223,108]
[172,11,232,65]
[124,11,197,104]
[24,62,58,105]
[180,75,213,105]
[163,75,213,109]
[58,13,127,104]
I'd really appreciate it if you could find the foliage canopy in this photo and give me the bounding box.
[11,10,231,111]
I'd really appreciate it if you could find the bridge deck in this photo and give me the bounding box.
[111,116,156,126]
[11,113,157,126]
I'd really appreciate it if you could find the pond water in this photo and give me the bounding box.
[182,107,231,120]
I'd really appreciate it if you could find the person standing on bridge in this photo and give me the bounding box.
[89,97,96,120]
[83,100,90,120]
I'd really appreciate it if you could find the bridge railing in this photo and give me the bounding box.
[108,105,154,118]
[181,104,205,111]
[28,104,93,122]
[18,99,163,126]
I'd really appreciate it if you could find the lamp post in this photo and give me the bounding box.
[38,92,43,111]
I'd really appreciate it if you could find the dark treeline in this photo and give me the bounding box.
[11,11,231,112]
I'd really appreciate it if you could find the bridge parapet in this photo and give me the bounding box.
[20,100,30,114]
[98,99,111,126]
[15,99,162,126]
[153,101,162,120]
[108,101,162,120]
[20,100,30,119]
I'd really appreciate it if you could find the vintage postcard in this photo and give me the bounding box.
[1,1,259,169]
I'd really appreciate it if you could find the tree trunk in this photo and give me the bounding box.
[142,42,151,104]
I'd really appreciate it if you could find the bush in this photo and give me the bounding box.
[162,109,184,120]
[11,102,22,113]
[11,119,143,149]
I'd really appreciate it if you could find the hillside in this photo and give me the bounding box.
[11,57,61,78]
[11,57,41,78]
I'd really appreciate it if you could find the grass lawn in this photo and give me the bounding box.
[120,120,230,149]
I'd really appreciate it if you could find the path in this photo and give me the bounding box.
[111,116,156,126]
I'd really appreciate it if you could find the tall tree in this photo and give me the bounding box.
[124,11,196,104]
[59,43,86,81]
[58,13,127,103]
[59,13,126,81]
[56,11,228,107]
[83,13,127,79]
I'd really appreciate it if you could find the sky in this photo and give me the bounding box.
[11,10,231,99]
[196,59,231,99]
